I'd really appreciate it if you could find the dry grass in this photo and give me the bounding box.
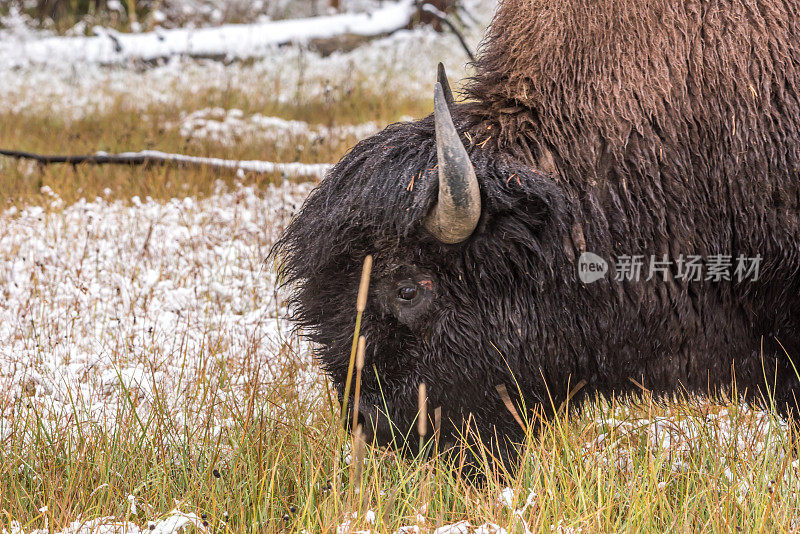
[4,377,800,532]
[0,85,430,208]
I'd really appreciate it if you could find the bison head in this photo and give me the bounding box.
[273,67,577,466]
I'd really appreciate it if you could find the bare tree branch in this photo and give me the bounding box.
[420,2,475,62]
[0,149,331,179]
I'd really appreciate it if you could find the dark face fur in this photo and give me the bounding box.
[273,108,571,464]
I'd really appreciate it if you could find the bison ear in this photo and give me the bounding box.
[437,63,456,110]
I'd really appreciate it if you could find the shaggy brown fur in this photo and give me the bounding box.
[465,0,800,380]
[470,0,800,168]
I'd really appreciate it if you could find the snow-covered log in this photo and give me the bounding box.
[0,0,416,68]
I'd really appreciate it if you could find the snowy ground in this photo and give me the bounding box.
[175,107,389,150]
[2,0,396,34]
[0,181,316,439]
[0,2,491,123]
[0,27,478,122]
[0,182,324,534]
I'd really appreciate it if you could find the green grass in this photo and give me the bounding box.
[3,371,799,532]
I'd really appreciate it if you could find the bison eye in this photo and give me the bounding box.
[397,285,418,302]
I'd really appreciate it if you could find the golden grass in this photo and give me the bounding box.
[0,85,431,208]
[4,375,799,532]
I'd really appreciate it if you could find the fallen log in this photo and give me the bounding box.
[0,1,418,68]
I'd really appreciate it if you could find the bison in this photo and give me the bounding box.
[273,0,800,466]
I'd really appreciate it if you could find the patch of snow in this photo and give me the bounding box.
[550,521,582,534]
[582,403,793,502]
[434,521,471,534]
[149,510,208,534]
[4,508,210,534]
[498,487,515,508]
[175,107,392,147]
[0,181,318,445]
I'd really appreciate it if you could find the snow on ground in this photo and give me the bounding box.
[0,1,494,122]
[3,509,208,534]
[584,403,796,502]
[175,107,398,148]
[2,0,395,35]
[0,181,317,443]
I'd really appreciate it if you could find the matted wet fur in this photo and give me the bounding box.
[273,0,800,467]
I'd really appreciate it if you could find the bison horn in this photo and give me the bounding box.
[437,62,456,110]
[423,81,481,244]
